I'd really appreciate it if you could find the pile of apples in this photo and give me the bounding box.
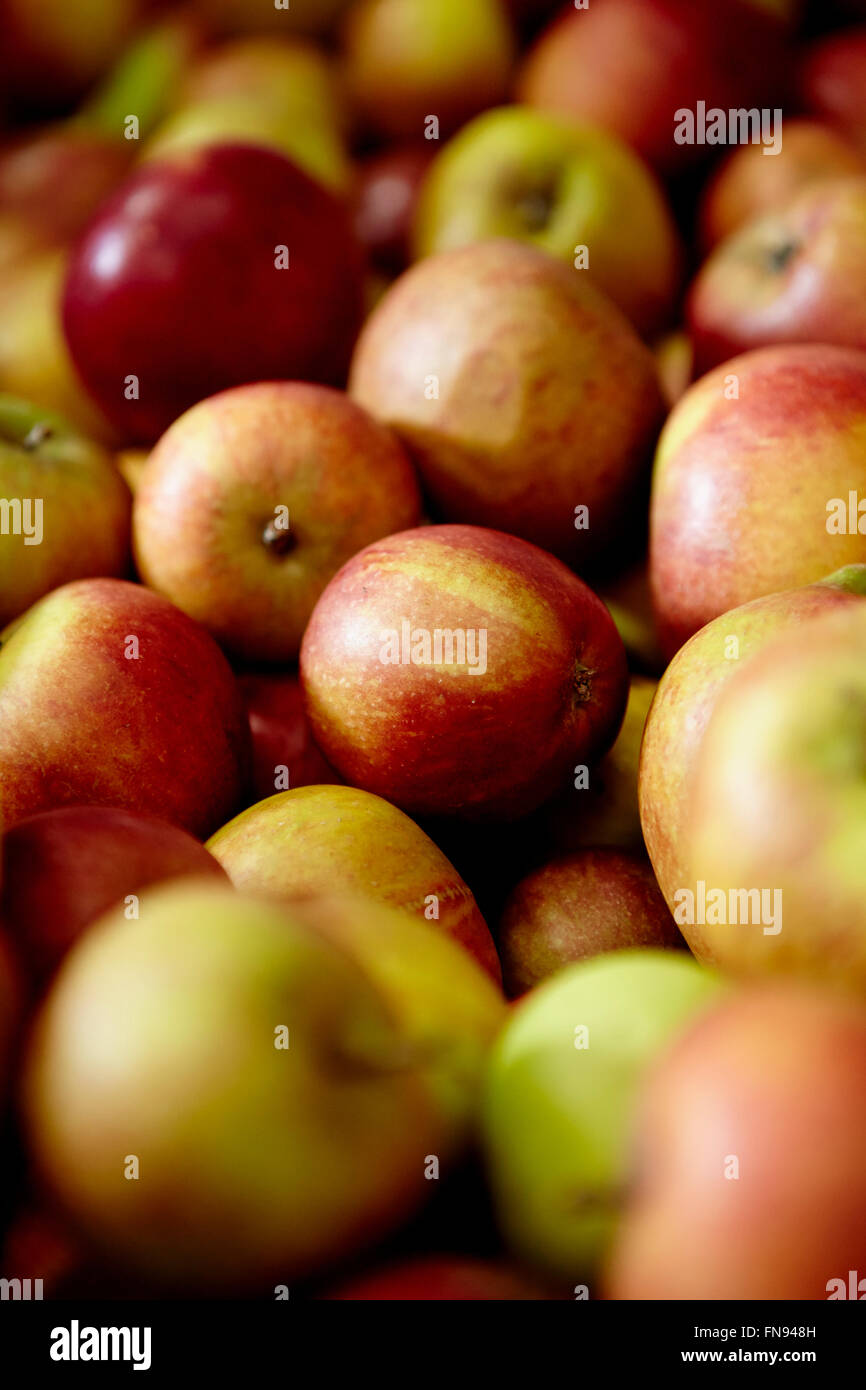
[3,0,866,1304]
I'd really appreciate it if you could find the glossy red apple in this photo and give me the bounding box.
[61,144,365,443]
[1,806,226,986]
[238,671,341,803]
[300,524,628,820]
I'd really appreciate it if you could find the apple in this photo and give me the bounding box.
[0,926,22,1103]
[1,806,226,987]
[206,783,501,982]
[799,26,866,146]
[540,676,657,858]
[194,0,354,38]
[238,671,342,804]
[687,603,866,991]
[327,1255,553,1300]
[606,985,866,1299]
[115,447,149,495]
[0,577,249,838]
[300,524,629,820]
[482,949,724,1279]
[413,105,681,338]
[652,329,694,411]
[0,0,141,110]
[354,144,436,275]
[343,0,515,141]
[132,382,421,664]
[349,240,664,566]
[688,177,866,374]
[79,14,208,144]
[61,144,365,444]
[699,118,866,251]
[179,36,347,136]
[649,344,866,656]
[0,395,131,626]
[499,849,682,997]
[640,567,866,939]
[517,0,787,175]
[0,1203,93,1299]
[22,881,444,1290]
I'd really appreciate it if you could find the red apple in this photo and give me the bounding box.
[328,1255,553,1300]
[132,382,421,663]
[353,144,435,274]
[499,849,681,996]
[799,26,866,146]
[1,806,226,986]
[238,671,341,804]
[61,144,365,443]
[300,524,628,820]
[0,578,249,837]
[649,344,866,655]
[349,239,663,567]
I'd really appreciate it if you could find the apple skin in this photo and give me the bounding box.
[354,144,436,275]
[132,382,421,664]
[649,344,866,656]
[206,783,501,983]
[606,986,866,1300]
[698,119,866,252]
[500,849,681,998]
[688,178,866,374]
[652,329,694,411]
[300,524,629,821]
[517,0,787,175]
[799,26,866,146]
[687,604,866,992]
[0,395,131,626]
[179,35,347,135]
[1,806,226,987]
[349,240,664,567]
[413,105,681,339]
[0,577,249,838]
[343,0,515,141]
[640,568,866,945]
[61,144,365,444]
[327,1255,553,1300]
[21,881,443,1291]
[237,671,342,804]
[482,950,724,1279]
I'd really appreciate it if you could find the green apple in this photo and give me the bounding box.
[22,881,442,1289]
[414,106,681,338]
[0,395,130,626]
[482,949,723,1280]
[78,13,205,144]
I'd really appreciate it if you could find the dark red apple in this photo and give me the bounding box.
[61,144,365,442]
[353,144,435,274]
[238,672,342,804]
[1,806,227,986]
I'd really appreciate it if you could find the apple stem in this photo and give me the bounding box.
[21,422,53,450]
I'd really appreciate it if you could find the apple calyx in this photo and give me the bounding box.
[572,662,596,705]
[261,518,296,558]
[818,563,866,596]
[765,238,799,274]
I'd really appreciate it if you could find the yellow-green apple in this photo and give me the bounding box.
[0,0,141,110]
[699,119,866,251]
[0,927,22,1103]
[1,806,226,987]
[606,985,866,1299]
[343,0,515,141]
[649,344,866,655]
[349,240,663,566]
[0,578,248,837]
[133,382,421,664]
[482,949,724,1279]
[115,447,149,495]
[179,36,347,135]
[354,144,436,275]
[194,0,354,38]
[688,178,866,373]
[517,0,787,175]
[327,1255,553,1300]
[541,675,657,857]
[799,26,866,146]
[499,849,681,997]
[78,13,206,144]
[300,524,629,819]
[61,144,365,443]
[237,671,342,804]
[206,783,500,981]
[21,881,444,1290]
[413,106,681,338]
[652,329,694,411]
[687,604,866,992]
[0,395,131,626]
[640,567,866,937]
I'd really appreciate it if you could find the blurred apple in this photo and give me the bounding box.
[699,119,866,251]
[62,144,365,443]
[799,25,866,147]
[115,447,149,494]
[328,1254,553,1299]
[301,524,628,819]
[482,950,724,1278]
[350,240,663,566]
[414,106,681,338]
[238,671,341,803]
[0,0,141,110]
[207,783,500,981]
[78,13,206,144]
[180,36,347,134]
[1,806,226,987]
[649,344,866,655]
[195,0,354,37]
[0,395,130,626]
[606,986,866,1299]
[499,849,681,997]
[689,178,866,373]
[652,329,693,411]
[354,144,435,275]
[343,0,515,141]
[0,578,248,837]
[133,382,420,663]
